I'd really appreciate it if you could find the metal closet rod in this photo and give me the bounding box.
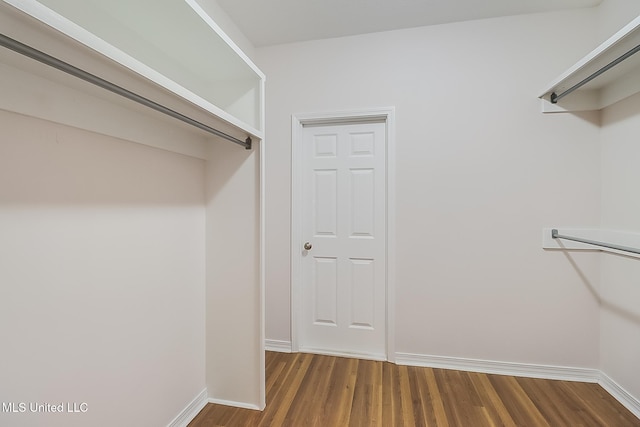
[551,229,640,255]
[550,43,640,104]
[0,33,252,150]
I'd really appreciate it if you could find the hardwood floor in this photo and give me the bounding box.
[189,351,640,427]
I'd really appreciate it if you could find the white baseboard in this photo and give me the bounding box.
[167,388,208,427]
[395,352,600,383]
[599,372,640,419]
[207,398,262,411]
[265,339,292,353]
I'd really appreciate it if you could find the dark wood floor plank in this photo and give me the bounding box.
[264,352,287,398]
[407,366,437,427]
[468,372,517,427]
[188,352,640,427]
[397,364,417,426]
[422,366,450,427]
[282,353,334,426]
[561,380,640,427]
[381,359,399,426]
[515,377,587,427]
[349,359,382,427]
[256,352,313,427]
[435,368,489,427]
[316,358,357,426]
[488,375,551,427]
[337,357,359,426]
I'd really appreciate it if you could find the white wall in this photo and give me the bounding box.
[257,9,604,368]
[596,0,640,407]
[596,0,640,41]
[599,89,640,409]
[205,139,263,409]
[599,92,640,411]
[0,110,206,427]
[192,0,264,408]
[0,52,208,160]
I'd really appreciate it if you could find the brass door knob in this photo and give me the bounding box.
[303,242,313,250]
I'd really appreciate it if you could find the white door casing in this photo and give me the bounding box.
[291,108,395,361]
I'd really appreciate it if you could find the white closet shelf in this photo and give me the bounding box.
[539,15,640,113]
[0,0,264,145]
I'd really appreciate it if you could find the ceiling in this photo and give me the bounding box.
[216,0,601,47]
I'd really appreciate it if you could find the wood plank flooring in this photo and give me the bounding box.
[189,351,640,427]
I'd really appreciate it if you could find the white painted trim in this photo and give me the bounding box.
[385,108,397,364]
[290,107,396,360]
[290,115,303,354]
[258,137,266,410]
[207,398,262,411]
[265,339,292,353]
[167,388,208,427]
[396,352,600,383]
[599,372,640,419]
[185,0,265,81]
[293,107,397,126]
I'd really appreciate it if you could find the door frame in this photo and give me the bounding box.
[290,107,396,362]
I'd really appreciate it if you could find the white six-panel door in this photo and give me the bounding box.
[299,121,387,360]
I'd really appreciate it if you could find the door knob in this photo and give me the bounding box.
[303,242,313,250]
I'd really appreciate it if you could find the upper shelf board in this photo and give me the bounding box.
[539,14,640,113]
